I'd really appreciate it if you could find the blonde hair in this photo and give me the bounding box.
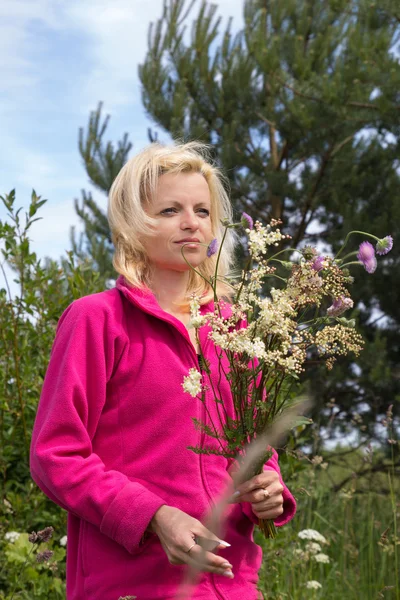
[108,140,238,307]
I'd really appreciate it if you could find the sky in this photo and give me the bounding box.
[0,0,244,278]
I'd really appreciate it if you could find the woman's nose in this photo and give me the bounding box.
[180,211,199,230]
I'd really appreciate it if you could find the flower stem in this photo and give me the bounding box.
[213,227,229,304]
[179,245,213,286]
[335,231,379,259]
[267,247,303,262]
[340,261,362,268]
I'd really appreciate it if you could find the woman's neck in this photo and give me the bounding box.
[149,268,190,314]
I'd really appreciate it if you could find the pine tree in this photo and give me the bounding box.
[75,0,400,449]
[71,103,132,280]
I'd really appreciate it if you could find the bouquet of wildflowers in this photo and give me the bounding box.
[181,214,393,538]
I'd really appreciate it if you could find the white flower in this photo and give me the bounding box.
[306,580,322,590]
[305,542,322,554]
[182,368,202,397]
[247,222,286,259]
[298,529,328,545]
[250,338,266,359]
[189,296,205,328]
[5,531,20,543]
[314,552,330,564]
[59,535,67,547]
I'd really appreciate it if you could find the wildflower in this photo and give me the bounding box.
[327,296,354,318]
[247,221,288,259]
[207,238,219,257]
[29,526,54,544]
[298,529,328,545]
[59,535,67,547]
[36,549,54,563]
[357,241,377,273]
[314,552,330,564]
[182,368,202,397]
[306,542,322,554]
[311,255,325,272]
[375,235,393,256]
[4,531,20,543]
[306,580,322,590]
[311,456,323,466]
[314,324,363,359]
[3,498,13,514]
[241,212,254,230]
[189,296,205,328]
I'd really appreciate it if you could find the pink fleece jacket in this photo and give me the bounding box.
[30,276,296,600]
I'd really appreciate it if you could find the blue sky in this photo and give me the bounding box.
[0,0,243,273]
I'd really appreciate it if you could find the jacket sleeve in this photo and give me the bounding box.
[30,297,165,555]
[240,448,296,527]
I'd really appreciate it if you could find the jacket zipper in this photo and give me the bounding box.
[125,299,226,599]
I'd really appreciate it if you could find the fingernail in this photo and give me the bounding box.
[218,540,231,547]
[232,491,241,498]
[221,562,232,569]
[223,569,234,578]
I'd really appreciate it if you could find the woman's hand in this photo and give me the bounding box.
[149,506,234,578]
[230,469,284,520]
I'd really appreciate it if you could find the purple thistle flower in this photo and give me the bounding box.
[29,526,54,545]
[29,532,39,544]
[376,235,393,256]
[311,255,325,272]
[37,527,54,543]
[241,212,254,230]
[207,238,219,257]
[327,296,354,317]
[36,550,54,563]
[357,241,377,273]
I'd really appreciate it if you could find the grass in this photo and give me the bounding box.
[256,450,399,599]
[1,448,398,599]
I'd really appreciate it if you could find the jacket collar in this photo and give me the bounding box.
[115,275,232,322]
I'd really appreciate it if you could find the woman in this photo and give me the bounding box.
[30,141,296,600]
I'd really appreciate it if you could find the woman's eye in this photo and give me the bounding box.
[161,207,210,216]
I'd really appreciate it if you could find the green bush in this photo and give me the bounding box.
[0,191,106,597]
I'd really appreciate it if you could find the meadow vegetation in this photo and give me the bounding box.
[0,193,398,598]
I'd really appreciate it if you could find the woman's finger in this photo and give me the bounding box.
[234,480,284,504]
[229,470,280,501]
[186,545,234,578]
[251,503,284,520]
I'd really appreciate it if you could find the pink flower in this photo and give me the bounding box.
[241,212,254,230]
[327,296,354,317]
[357,241,377,274]
[311,256,325,272]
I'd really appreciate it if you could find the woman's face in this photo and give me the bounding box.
[142,171,214,273]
